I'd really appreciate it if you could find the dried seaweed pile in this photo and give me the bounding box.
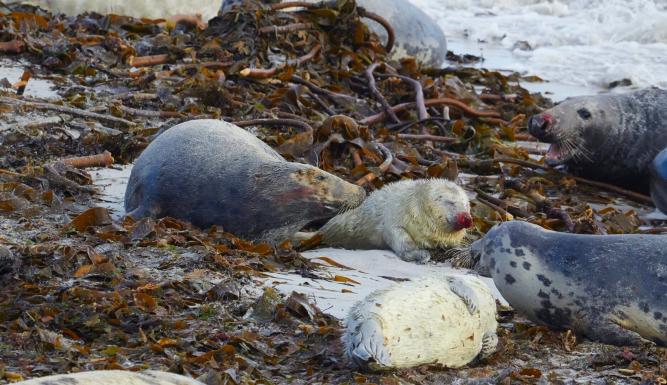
[0,0,665,383]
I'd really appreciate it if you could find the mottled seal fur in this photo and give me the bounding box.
[220,0,448,67]
[13,370,205,385]
[125,119,365,243]
[650,148,667,214]
[471,221,667,346]
[316,179,474,263]
[528,87,667,189]
[343,274,498,369]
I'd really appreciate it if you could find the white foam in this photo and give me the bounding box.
[410,0,667,93]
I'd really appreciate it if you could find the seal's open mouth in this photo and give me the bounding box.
[545,143,565,166]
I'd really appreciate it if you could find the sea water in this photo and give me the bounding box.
[409,0,667,99]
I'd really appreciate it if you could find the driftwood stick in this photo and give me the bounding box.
[118,105,183,118]
[61,151,115,169]
[128,54,170,67]
[0,39,24,54]
[259,22,314,34]
[396,133,458,143]
[365,63,400,124]
[355,143,393,186]
[233,118,314,135]
[0,96,135,128]
[240,44,321,79]
[360,97,501,125]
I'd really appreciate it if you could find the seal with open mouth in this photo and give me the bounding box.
[472,220,667,346]
[528,87,667,189]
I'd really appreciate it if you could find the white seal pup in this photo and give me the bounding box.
[124,119,366,244]
[528,87,667,189]
[315,179,473,263]
[650,147,667,214]
[12,370,205,385]
[472,220,667,346]
[343,274,498,369]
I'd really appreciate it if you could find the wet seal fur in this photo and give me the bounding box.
[343,274,498,370]
[528,87,667,189]
[650,147,667,214]
[13,370,205,385]
[315,179,474,263]
[472,221,667,346]
[125,119,365,243]
[220,0,448,67]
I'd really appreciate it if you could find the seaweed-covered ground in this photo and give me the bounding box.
[0,1,665,383]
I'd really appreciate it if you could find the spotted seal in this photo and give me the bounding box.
[124,119,365,243]
[220,0,448,67]
[13,370,205,385]
[471,220,667,346]
[313,179,474,263]
[650,147,667,214]
[528,87,667,189]
[343,273,498,369]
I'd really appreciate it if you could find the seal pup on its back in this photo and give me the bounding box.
[317,179,474,263]
[125,119,366,243]
[343,274,498,369]
[472,220,667,346]
[528,87,667,189]
[13,370,205,385]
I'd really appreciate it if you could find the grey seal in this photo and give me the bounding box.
[220,0,448,67]
[314,179,473,263]
[528,87,667,189]
[124,119,365,243]
[471,220,667,346]
[650,147,667,214]
[12,370,205,385]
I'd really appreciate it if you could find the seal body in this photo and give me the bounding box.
[343,274,498,369]
[124,119,365,243]
[7,0,220,20]
[13,370,205,385]
[221,0,448,67]
[317,179,474,263]
[650,147,667,214]
[472,221,667,346]
[528,87,667,189]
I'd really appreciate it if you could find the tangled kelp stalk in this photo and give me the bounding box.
[0,0,665,384]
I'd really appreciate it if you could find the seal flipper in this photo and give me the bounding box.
[383,226,431,263]
[587,320,655,346]
[343,300,391,367]
[125,205,148,221]
[447,276,479,315]
[480,331,499,358]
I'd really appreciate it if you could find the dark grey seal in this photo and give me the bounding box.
[650,147,667,214]
[124,119,365,243]
[471,220,667,346]
[220,0,448,67]
[528,87,667,189]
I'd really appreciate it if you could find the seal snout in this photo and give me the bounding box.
[453,212,473,231]
[528,113,553,138]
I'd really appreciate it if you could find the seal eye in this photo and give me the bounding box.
[577,108,592,120]
[315,175,326,181]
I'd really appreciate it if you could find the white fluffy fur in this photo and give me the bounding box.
[9,0,220,20]
[319,179,471,263]
[342,274,498,369]
[14,370,205,385]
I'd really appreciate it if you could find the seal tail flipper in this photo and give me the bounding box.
[587,320,655,347]
[479,331,499,358]
[446,276,480,316]
[343,298,391,368]
[125,206,148,221]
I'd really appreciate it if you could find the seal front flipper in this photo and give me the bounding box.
[383,226,431,263]
[587,319,655,347]
[447,275,480,315]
